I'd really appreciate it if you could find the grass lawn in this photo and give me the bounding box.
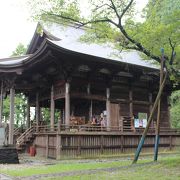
[45,155,180,180]
[0,154,179,179]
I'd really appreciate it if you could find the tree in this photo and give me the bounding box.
[41,108,60,125]
[28,0,179,85]
[3,92,27,128]
[170,90,180,128]
[139,0,180,82]
[3,43,27,127]
[11,43,27,57]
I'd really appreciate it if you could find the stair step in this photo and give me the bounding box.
[16,127,36,152]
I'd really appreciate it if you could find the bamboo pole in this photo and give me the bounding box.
[154,49,164,161]
[132,71,167,164]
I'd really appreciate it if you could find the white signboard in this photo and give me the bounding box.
[0,128,5,146]
[134,113,148,128]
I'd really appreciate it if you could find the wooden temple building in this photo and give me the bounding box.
[0,23,179,159]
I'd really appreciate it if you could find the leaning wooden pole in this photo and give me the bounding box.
[154,49,164,161]
[132,71,167,164]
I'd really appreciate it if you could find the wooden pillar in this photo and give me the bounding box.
[57,120,61,133]
[77,135,81,155]
[149,92,153,127]
[100,135,104,154]
[56,134,61,160]
[8,87,15,145]
[87,83,92,120]
[50,85,55,130]
[167,96,171,127]
[46,135,49,158]
[0,81,3,125]
[26,97,30,128]
[121,135,124,153]
[106,88,111,130]
[89,100,93,120]
[169,135,172,151]
[35,92,40,128]
[129,88,134,131]
[87,83,90,95]
[65,82,70,127]
[62,109,65,124]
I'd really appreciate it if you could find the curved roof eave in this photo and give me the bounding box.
[47,40,159,72]
[0,38,159,73]
[0,39,50,72]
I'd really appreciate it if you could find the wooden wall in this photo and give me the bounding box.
[34,132,180,159]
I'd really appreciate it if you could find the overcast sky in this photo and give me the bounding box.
[0,0,148,59]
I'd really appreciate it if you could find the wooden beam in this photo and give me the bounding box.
[71,92,106,101]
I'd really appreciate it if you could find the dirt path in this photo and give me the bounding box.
[14,162,156,180]
[0,174,13,180]
[1,153,178,180]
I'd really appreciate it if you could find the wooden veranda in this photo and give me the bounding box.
[15,123,180,159]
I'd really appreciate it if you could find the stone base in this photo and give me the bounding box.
[0,146,19,164]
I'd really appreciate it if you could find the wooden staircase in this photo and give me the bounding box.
[16,126,35,152]
[123,116,132,131]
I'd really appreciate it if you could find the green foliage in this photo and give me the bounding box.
[28,0,81,24]
[14,93,27,127]
[11,43,27,56]
[41,108,60,124]
[27,0,180,85]
[134,0,180,84]
[2,43,28,127]
[170,90,180,128]
[2,95,10,122]
[3,93,27,127]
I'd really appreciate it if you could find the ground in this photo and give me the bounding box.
[0,152,179,180]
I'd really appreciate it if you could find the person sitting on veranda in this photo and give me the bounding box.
[91,116,97,125]
[100,117,106,128]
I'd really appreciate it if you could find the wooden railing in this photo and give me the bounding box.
[33,123,180,135]
[14,127,21,136]
[16,126,35,148]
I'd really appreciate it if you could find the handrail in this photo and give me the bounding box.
[14,127,20,135]
[16,126,35,146]
[33,124,180,134]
